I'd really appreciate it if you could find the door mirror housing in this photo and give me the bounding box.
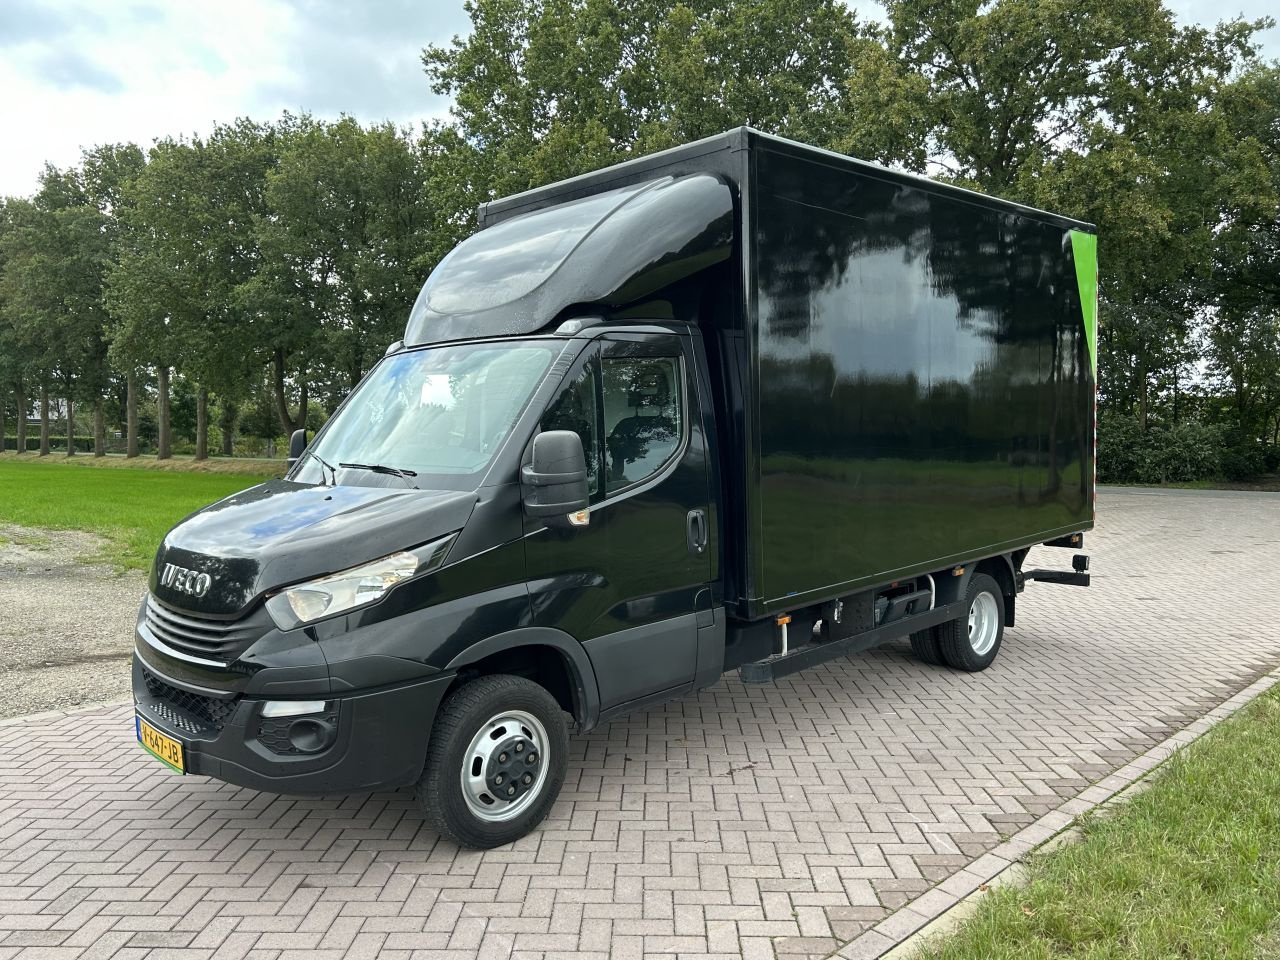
[522,430,589,526]
[286,428,308,469]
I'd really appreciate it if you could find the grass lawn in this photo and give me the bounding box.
[915,687,1280,960]
[0,455,276,571]
[0,450,285,475]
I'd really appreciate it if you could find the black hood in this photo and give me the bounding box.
[150,480,478,616]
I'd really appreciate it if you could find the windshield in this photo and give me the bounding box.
[296,341,557,489]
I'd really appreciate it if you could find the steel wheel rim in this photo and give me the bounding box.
[460,709,550,823]
[968,591,1000,656]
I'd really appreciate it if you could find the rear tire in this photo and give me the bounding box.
[938,573,1005,672]
[910,626,946,665]
[417,674,569,849]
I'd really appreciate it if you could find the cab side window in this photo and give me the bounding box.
[602,356,683,493]
[540,362,600,495]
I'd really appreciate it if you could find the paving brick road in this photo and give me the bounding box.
[2,487,1279,960]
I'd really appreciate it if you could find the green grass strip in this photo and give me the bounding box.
[0,458,273,571]
[916,687,1280,960]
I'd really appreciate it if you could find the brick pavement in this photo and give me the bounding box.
[2,487,1278,960]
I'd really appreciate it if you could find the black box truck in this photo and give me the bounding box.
[132,128,1097,847]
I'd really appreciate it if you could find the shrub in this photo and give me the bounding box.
[1220,433,1269,482]
[1098,416,1224,484]
[4,435,97,453]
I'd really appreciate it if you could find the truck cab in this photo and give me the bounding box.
[132,129,1095,848]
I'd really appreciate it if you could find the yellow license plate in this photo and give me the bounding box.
[136,715,185,773]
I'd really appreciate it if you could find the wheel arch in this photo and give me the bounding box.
[444,628,601,731]
[974,555,1017,626]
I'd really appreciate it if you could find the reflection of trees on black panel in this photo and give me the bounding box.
[752,149,1089,509]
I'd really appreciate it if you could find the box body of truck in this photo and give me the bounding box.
[131,128,1096,847]
[472,128,1096,621]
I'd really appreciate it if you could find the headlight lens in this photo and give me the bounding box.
[266,536,454,629]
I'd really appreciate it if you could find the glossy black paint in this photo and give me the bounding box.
[318,534,532,678]
[405,174,734,346]
[522,430,590,520]
[151,480,477,616]
[523,330,714,709]
[748,143,1094,610]
[488,128,1093,619]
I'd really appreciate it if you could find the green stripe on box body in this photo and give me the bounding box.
[1070,230,1098,378]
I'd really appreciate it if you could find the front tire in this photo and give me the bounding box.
[937,573,1005,672]
[417,674,569,849]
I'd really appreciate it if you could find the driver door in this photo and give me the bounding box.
[523,331,714,712]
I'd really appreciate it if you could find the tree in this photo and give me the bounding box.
[841,0,1270,428]
[107,145,186,459]
[1203,65,1280,455]
[423,0,859,203]
[0,199,25,453]
[79,143,145,455]
[0,166,113,457]
[183,119,280,456]
[256,116,432,414]
[109,124,273,458]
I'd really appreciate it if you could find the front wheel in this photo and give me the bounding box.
[937,572,1005,672]
[417,674,569,849]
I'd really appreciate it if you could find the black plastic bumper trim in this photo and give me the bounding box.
[132,653,454,794]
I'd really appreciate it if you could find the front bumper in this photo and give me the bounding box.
[132,653,452,794]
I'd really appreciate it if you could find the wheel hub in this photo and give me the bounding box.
[484,735,540,802]
[968,590,1000,656]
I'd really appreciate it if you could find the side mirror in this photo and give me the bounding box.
[385,340,403,357]
[522,430,589,526]
[286,428,308,469]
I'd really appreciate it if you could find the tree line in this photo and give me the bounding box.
[2,0,1279,480]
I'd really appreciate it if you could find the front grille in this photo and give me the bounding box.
[141,667,238,732]
[145,700,208,735]
[143,595,269,662]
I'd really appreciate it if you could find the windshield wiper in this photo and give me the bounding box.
[339,462,419,487]
[303,449,337,485]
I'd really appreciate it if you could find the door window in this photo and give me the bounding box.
[540,362,600,495]
[602,356,683,492]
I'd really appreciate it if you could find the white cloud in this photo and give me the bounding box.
[1,0,1275,197]
[0,0,464,196]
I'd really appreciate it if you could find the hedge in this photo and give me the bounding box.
[1097,416,1276,484]
[5,435,102,453]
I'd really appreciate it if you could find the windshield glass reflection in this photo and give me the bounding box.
[296,341,557,489]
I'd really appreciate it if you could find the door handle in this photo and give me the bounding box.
[686,509,707,556]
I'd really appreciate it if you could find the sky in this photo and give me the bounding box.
[0,0,1276,198]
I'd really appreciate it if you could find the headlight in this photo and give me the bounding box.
[265,535,455,630]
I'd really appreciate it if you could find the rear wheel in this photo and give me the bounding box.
[909,626,946,665]
[937,573,1005,672]
[417,674,568,849]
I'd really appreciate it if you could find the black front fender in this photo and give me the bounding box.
[446,627,601,732]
